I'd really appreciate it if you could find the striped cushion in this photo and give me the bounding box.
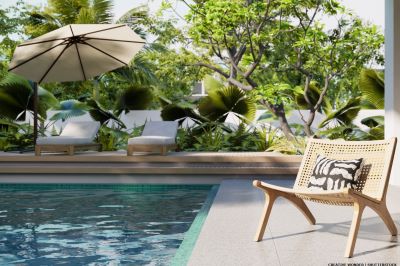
[307,155,364,191]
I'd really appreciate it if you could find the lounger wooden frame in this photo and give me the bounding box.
[127,144,177,156]
[253,138,398,258]
[35,143,102,156]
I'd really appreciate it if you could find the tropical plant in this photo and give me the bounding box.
[49,99,89,121]
[0,119,34,151]
[96,125,129,151]
[114,85,153,116]
[86,99,125,128]
[24,0,113,38]
[161,104,208,126]
[267,137,307,155]
[0,73,58,121]
[198,86,256,123]
[359,69,384,109]
[318,97,362,129]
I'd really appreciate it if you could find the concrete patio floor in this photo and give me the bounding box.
[189,179,400,265]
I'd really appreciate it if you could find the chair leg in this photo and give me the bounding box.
[345,202,365,258]
[67,146,74,156]
[370,204,398,236]
[284,195,316,225]
[127,146,133,156]
[35,146,41,156]
[254,192,277,241]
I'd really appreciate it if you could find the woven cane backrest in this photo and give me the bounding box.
[293,138,397,201]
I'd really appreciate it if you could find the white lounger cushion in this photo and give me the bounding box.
[37,136,94,145]
[61,121,100,139]
[127,121,179,145]
[128,136,175,145]
[37,121,100,146]
[141,121,178,138]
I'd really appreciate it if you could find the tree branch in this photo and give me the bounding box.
[195,62,229,78]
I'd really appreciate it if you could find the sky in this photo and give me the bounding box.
[0,0,385,30]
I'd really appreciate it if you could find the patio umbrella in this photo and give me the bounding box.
[8,24,145,143]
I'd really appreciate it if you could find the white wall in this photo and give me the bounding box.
[385,0,400,186]
[29,109,383,135]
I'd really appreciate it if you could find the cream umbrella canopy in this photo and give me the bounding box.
[8,24,145,143]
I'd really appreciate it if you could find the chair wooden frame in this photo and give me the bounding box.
[253,138,398,258]
[35,143,102,156]
[127,144,177,156]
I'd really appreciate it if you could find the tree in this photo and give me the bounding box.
[23,0,113,38]
[159,0,383,138]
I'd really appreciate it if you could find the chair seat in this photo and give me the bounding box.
[128,136,176,145]
[37,136,94,145]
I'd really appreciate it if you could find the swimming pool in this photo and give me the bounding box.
[0,184,214,265]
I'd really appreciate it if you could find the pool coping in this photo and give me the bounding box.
[170,185,219,266]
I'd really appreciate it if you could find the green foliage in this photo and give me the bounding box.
[49,99,89,121]
[203,75,224,92]
[96,125,129,151]
[198,86,256,123]
[359,69,384,109]
[267,137,307,155]
[294,82,331,112]
[86,99,125,128]
[161,104,208,126]
[0,119,33,151]
[0,73,58,120]
[24,0,113,38]
[361,115,384,128]
[176,122,271,152]
[115,85,153,115]
[319,97,362,128]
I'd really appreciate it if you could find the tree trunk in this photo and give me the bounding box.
[268,102,295,140]
[304,117,314,137]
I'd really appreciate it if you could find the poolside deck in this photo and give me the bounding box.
[0,151,301,176]
[189,179,400,265]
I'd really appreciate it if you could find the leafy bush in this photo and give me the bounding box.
[0,119,34,152]
[176,122,273,152]
[96,126,129,151]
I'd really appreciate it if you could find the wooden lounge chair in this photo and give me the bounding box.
[35,121,102,156]
[253,138,398,258]
[127,121,178,156]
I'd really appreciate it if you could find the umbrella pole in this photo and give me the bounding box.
[33,82,38,145]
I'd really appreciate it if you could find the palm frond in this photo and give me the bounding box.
[318,97,362,128]
[359,69,384,109]
[198,86,256,123]
[49,99,88,121]
[114,85,153,115]
[92,0,113,23]
[86,98,125,128]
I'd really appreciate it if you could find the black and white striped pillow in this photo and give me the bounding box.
[307,155,364,191]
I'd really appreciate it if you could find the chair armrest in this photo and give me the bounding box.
[253,180,295,194]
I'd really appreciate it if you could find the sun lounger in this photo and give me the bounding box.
[127,121,178,156]
[35,121,101,156]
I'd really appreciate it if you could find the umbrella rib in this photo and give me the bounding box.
[8,40,68,71]
[82,41,129,66]
[69,25,87,80]
[84,37,145,44]
[81,24,126,36]
[18,38,68,47]
[38,43,72,83]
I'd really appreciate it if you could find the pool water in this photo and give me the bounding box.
[0,184,212,265]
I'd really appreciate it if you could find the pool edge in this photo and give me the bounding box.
[169,185,219,266]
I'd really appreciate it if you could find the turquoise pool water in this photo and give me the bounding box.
[0,184,212,265]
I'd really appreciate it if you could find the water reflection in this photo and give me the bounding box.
[0,186,210,265]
